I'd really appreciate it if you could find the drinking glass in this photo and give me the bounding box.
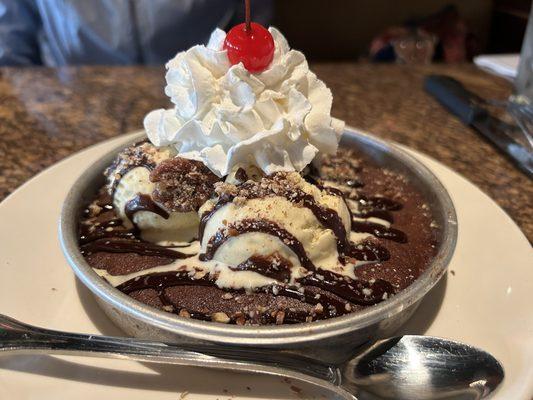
[516,7,533,101]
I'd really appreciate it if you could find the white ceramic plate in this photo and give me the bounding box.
[0,132,531,400]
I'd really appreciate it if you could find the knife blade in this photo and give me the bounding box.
[424,74,533,178]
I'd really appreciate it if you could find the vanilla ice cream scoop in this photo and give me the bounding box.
[198,172,353,283]
[106,141,201,243]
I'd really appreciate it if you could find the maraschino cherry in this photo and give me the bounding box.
[223,0,274,73]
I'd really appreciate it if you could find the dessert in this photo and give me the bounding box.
[77,18,439,325]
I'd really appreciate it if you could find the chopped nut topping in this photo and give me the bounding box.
[215,172,310,203]
[275,311,285,325]
[105,140,160,193]
[211,312,231,323]
[320,149,362,181]
[87,203,102,218]
[150,157,221,212]
[214,182,240,197]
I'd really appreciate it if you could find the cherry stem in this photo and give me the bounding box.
[245,0,251,32]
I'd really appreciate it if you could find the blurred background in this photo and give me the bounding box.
[275,0,529,61]
[0,0,531,240]
[0,0,530,66]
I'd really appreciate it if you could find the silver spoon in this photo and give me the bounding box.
[0,314,503,400]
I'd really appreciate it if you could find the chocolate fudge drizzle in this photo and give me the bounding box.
[200,218,315,271]
[106,139,157,196]
[230,255,292,283]
[351,220,407,243]
[79,193,136,244]
[350,195,402,221]
[125,193,169,224]
[116,267,388,321]
[79,191,188,258]
[298,270,394,306]
[198,195,232,242]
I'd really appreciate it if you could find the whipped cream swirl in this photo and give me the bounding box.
[144,27,344,177]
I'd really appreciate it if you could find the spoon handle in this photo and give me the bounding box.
[0,314,352,399]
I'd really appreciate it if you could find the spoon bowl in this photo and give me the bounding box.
[342,335,504,399]
[0,314,503,400]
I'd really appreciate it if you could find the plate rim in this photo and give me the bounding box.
[1,129,531,399]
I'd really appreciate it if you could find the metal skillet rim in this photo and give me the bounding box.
[59,127,458,347]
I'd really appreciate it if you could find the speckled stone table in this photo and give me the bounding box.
[0,64,531,240]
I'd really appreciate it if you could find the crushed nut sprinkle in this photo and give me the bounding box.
[213,172,312,204]
[105,140,159,193]
[320,149,362,181]
[211,312,231,323]
[275,310,286,325]
[150,157,221,212]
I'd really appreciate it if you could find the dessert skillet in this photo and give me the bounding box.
[60,13,456,361]
[66,22,451,331]
[60,128,457,363]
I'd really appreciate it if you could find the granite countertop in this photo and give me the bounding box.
[0,64,531,240]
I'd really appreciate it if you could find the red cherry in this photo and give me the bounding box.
[223,22,275,73]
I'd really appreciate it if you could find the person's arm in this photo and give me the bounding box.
[0,0,41,65]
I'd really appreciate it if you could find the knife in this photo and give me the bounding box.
[424,74,533,178]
